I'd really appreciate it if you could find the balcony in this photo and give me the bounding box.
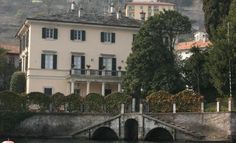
[69,69,125,82]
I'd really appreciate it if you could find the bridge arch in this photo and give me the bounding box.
[145,127,174,142]
[92,127,118,141]
[124,119,138,141]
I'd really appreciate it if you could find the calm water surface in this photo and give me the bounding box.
[0,138,187,143]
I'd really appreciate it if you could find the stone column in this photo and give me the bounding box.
[132,98,136,112]
[216,101,220,112]
[139,103,143,114]
[228,97,232,112]
[173,103,176,113]
[121,104,125,114]
[87,69,90,75]
[118,83,121,92]
[201,102,204,113]
[70,81,75,94]
[102,82,105,96]
[86,81,90,96]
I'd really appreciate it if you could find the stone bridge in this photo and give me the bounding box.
[71,113,204,141]
[13,110,236,142]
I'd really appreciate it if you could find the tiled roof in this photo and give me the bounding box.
[175,40,212,51]
[0,43,19,54]
[126,1,175,6]
[27,12,142,28]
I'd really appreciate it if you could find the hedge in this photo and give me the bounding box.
[85,93,104,113]
[0,91,23,111]
[51,92,65,112]
[9,72,26,94]
[146,90,173,113]
[105,92,132,114]
[27,92,50,112]
[65,94,83,112]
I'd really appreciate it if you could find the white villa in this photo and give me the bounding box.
[16,4,141,96]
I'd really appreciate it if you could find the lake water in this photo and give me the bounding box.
[0,138,190,143]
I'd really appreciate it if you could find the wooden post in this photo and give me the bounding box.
[132,98,136,112]
[228,97,232,112]
[201,102,204,113]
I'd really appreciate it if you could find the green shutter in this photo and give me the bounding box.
[41,54,45,69]
[81,56,85,74]
[82,30,86,41]
[112,33,116,43]
[71,55,74,68]
[42,28,46,39]
[53,55,57,69]
[112,58,117,76]
[99,57,103,75]
[71,30,74,40]
[101,32,104,42]
[54,28,58,39]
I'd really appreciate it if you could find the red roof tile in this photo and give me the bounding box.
[0,43,20,54]
[175,40,212,51]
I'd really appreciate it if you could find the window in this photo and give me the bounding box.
[140,6,143,9]
[70,30,86,41]
[71,55,85,74]
[42,28,58,39]
[99,57,116,76]
[128,6,134,11]
[44,88,52,96]
[101,32,115,43]
[41,53,57,69]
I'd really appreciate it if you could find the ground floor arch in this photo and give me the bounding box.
[124,119,138,141]
[145,127,174,142]
[92,127,118,141]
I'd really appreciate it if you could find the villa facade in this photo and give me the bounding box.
[125,0,175,20]
[16,11,141,96]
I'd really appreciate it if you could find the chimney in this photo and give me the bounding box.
[110,2,115,14]
[140,10,146,21]
[71,1,76,11]
[78,7,83,17]
[116,10,121,19]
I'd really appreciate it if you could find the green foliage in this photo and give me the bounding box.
[105,92,132,114]
[65,94,83,112]
[203,0,232,39]
[173,90,203,112]
[0,112,34,132]
[182,47,216,100]
[51,92,65,112]
[123,11,189,97]
[0,91,23,111]
[146,90,173,113]
[85,93,104,113]
[206,0,236,96]
[10,72,26,93]
[27,92,49,112]
[0,48,16,91]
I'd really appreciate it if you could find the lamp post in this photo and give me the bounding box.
[227,22,232,97]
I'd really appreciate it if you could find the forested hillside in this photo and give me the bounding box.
[0,0,204,43]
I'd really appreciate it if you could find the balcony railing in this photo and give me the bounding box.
[70,69,124,77]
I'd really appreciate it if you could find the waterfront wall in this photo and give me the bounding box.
[12,112,236,141]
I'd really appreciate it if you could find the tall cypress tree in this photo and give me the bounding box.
[202,0,232,40]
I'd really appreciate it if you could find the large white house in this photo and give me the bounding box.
[16,7,141,96]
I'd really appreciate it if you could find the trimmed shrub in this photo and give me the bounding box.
[173,90,203,112]
[0,91,23,111]
[105,92,132,114]
[65,94,83,112]
[85,93,104,113]
[51,92,65,112]
[146,90,173,113]
[27,92,50,112]
[10,72,26,93]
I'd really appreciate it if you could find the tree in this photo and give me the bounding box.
[157,10,191,53]
[123,11,190,98]
[10,72,26,93]
[202,0,232,39]
[0,48,16,91]
[206,0,236,96]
